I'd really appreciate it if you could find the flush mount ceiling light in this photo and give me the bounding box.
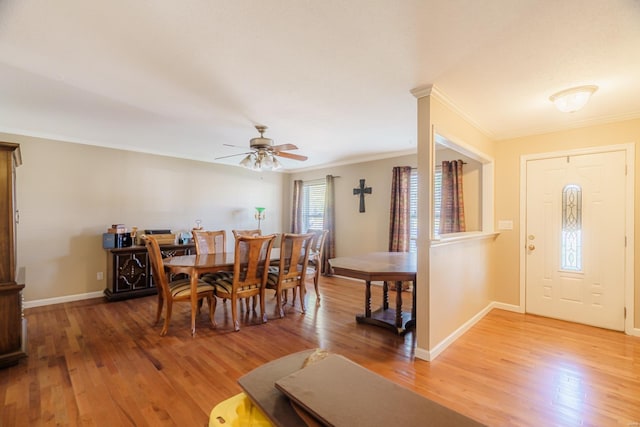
[549,85,598,113]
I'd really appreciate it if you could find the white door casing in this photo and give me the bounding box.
[521,145,634,332]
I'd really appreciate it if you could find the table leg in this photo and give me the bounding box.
[382,281,389,310]
[405,280,417,331]
[395,281,402,328]
[190,272,199,336]
[365,280,372,317]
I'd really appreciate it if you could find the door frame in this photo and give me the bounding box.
[519,143,635,335]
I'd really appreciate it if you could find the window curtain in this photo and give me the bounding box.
[291,180,303,233]
[322,174,336,275]
[439,160,466,234]
[388,166,412,252]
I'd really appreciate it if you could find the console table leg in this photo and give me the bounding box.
[365,280,372,317]
[382,281,389,310]
[395,281,402,328]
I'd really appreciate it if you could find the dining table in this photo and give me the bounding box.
[163,248,280,335]
[329,252,417,335]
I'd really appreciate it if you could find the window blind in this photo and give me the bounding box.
[302,180,326,232]
[409,169,418,253]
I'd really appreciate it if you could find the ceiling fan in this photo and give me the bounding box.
[216,125,308,170]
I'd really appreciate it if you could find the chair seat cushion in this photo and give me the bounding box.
[212,272,261,295]
[266,268,303,289]
[201,270,233,285]
[168,278,214,298]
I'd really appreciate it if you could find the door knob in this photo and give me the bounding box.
[527,244,536,251]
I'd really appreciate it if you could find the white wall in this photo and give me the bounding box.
[3,133,287,302]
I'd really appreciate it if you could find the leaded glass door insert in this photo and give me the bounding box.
[561,184,582,272]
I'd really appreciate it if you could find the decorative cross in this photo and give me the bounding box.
[353,179,372,213]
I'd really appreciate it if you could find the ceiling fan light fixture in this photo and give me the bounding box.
[549,85,598,113]
[262,154,273,169]
[239,154,253,168]
[272,156,282,170]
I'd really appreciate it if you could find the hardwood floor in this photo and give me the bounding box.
[1,275,639,426]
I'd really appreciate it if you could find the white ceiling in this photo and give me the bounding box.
[1,1,639,171]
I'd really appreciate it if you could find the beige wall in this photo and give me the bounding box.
[287,154,417,256]
[415,91,497,355]
[3,133,287,302]
[493,118,640,328]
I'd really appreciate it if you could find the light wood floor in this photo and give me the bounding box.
[2,275,639,426]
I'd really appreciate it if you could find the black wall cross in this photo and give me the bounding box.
[353,179,372,213]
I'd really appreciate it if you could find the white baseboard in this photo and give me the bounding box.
[24,291,104,309]
[415,300,639,362]
[415,302,495,362]
[491,301,523,313]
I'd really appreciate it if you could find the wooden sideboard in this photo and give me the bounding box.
[104,243,195,301]
[0,142,26,368]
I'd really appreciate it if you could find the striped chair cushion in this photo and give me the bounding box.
[168,278,214,298]
[201,270,233,285]
[212,272,261,294]
[266,267,303,289]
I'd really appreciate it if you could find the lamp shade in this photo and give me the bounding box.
[549,85,598,113]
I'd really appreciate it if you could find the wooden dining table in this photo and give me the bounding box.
[163,248,280,335]
[329,252,417,335]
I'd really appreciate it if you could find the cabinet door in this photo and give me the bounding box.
[113,251,149,293]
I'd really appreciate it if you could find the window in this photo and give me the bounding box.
[433,132,493,240]
[561,184,582,272]
[302,180,326,232]
[409,169,418,252]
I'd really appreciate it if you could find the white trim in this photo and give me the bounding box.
[430,231,499,248]
[492,301,524,313]
[415,296,638,363]
[415,302,495,362]
[432,128,496,241]
[24,291,104,309]
[519,143,635,335]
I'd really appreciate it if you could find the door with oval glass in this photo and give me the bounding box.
[525,150,626,330]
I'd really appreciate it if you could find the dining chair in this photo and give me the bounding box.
[210,234,276,331]
[306,229,329,302]
[192,229,226,255]
[192,229,228,288]
[144,235,215,336]
[232,229,262,238]
[266,232,315,317]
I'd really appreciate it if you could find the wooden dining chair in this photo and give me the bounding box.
[192,229,226,255]
[192,229,229,288]
[232,229,262,238]
[210,234,276,331]
[306,229,329,302]
[144,235,215,336]
[266,232,315,317]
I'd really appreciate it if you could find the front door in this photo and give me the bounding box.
[525,150,626,330]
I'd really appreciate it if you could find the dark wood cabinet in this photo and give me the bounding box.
[104,244,194,301]
[0,142,26,368]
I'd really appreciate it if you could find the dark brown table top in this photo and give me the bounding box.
[329,252,416,282]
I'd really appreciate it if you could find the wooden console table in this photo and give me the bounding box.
[329,252,416,334]
[104,243,195,301]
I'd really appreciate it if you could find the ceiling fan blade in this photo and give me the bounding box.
[275,151,308,161]
[271,143,298,151]
[215,151,252,160]
[223,143,247,149]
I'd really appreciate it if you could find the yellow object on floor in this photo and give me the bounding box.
[209,392,274,427]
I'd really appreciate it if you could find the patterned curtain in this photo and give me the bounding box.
[291,180,303,233]
[439,160,466,234]
[388,166,412,252]
[322,174,336,275]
